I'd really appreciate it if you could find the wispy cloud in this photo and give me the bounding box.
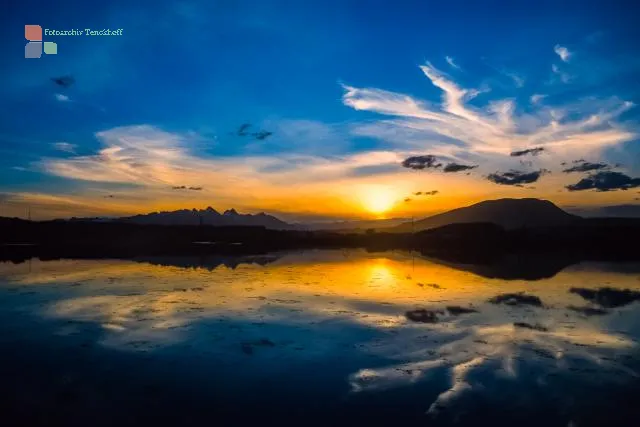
[551,64,572,83]
[54,93,70,102]
[506,71,525,88]
[52,142,77,153]
[445,56,461,70]
[530,94,546,104]
[342,61,635,163]
[554,44,572,62]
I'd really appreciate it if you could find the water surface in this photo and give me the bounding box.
[2,250,639,426]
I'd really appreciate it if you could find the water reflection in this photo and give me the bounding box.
[1,250,639,425]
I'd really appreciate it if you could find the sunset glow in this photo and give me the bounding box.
[360,186,397,216]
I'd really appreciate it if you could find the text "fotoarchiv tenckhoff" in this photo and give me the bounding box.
[44,28,124,36]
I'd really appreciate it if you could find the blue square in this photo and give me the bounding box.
[25,41,42,58]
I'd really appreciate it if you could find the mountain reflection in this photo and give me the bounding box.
[1,250,639,424]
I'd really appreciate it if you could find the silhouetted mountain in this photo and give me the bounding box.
[117,207,297,230]
[393,198,579,232]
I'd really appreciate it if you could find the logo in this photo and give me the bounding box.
[25,25,57,58]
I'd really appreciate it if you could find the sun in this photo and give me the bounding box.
[360,186,396,216]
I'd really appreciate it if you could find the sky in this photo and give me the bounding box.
[1,0,640,221]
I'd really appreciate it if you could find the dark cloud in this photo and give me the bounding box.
[510,147,545,157]
[567,305,609,316]
[237,123,251,136]
[487,169,547,186]
[566,171,640,192]
[562,161,609,173]
[416,282,441,289]
[569,287,640,308]
[104,195,115,198]
[446,306,478,315]
[171,186,203,191]
[443,163,478,173]
[404,197,412,203]
[253,130,273,140]
[51,75,75,88]
[401,155,442,170]
[413,190,439,196]
[405,309,443,323]
[488,292,543,307]
[513,322,548,332]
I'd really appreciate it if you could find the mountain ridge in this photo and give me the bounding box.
[116,207,297,230]
[52,198,583,231]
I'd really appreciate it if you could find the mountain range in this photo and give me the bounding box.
[79,198,586,231]
[117,207,296,230]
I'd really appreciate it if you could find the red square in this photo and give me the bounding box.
[25,25,42,41]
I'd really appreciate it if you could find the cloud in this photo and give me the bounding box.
[252,130,273,140]
[530,94,546,104]
[562,160,609,173]
[172,185,203,191]
[510,147,545,157]
[342,62,635,165]
[414,190,439,196]
[487,170,547,186]
[506,72,525,88]
[401,155,442,170]
[52,142,77,153]
[54,93,70,102]
[404,197,412,203]
[443,163,478,173]
[487,293,543,307]
[566,305,609,316]
[513,322,548,332]
[569,287,640,308]
[551,64,572,83]
[554,44,571,62]
[566,171,640,192]
[51,75,75,88]
[445,56,461,70]
[237,123,251,136]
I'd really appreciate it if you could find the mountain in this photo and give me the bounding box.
[117,207,297,230]
[393,198,580,232]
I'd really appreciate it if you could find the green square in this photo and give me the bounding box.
[43,42,57,54]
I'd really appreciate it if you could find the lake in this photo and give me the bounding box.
[1,250,639,426]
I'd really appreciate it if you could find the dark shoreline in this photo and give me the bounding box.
[2,217,639,280]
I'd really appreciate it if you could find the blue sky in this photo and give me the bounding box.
[1,0,639,220]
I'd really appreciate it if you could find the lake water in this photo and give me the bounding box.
[1,250,640,426]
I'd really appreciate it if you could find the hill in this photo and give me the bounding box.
[393,198,580,232]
